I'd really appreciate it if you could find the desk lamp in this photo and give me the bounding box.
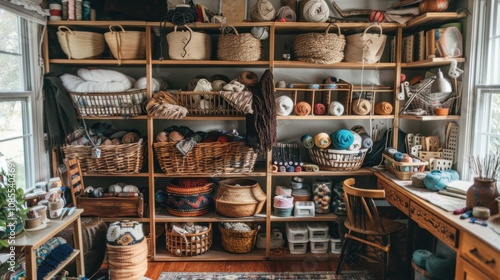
[431,68,452,99]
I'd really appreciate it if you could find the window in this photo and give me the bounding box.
[0,8,45,190]
[471,0,500,158]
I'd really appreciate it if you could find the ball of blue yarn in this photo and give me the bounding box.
[412,249,433,268]
[330,129,354,150]
[393,152,404,162]
[425,253,455,279]
[423,169,460,191]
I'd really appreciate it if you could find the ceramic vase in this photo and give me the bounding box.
[466,178,499,215]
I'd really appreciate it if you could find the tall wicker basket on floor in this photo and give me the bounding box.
[106,238,148,279]
[219,223,259,253]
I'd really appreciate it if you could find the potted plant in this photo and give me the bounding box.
[0,165,28,249]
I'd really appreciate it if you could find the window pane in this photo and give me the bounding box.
[0,100,24,139]
[0,138,27,189]
[0,9,20,54]
[0,53,22,91]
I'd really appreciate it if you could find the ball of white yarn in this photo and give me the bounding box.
[275,95,294,116]
[251,26,269,40]
[302,0,329,23]
[250,0,276,22]
[328,101,344,116]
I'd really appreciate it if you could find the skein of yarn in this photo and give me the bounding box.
[328,101,344,116]
[294,101,312,116]
[275,95,294,116]
[314,132,331,148]
[302,0,329,23]
[301,134,315,148]
[313,103,326,115]
[276,6,296,22]
[348,131,362,151]
[374,101,393,115]
[352,98,372,115]
[250,0,276,22]
[330,129,355,150]
[351,125,373,149]
[251,26,270,40]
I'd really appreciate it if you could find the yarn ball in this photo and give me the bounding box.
[375,102,393,115]
[328,101,344,116]
[187,78,200,91]
[122,132,140,143]
[101,138,112,145]
[313,103,326,115]
[276,6,296,22]
[413,249,433,268]
[168,131,184,142]
[301,134,315,149]
[106,220,145,246]
[348,131,362,151]
[393,152,404,162]
[425,254,455,279]
[250,0,276,22]
[302,0,329,23]
[314,132,331,148]
[212,80,228,91]
[330,129,355,150]
[276,80,286,88]
[411,172,427,188]
[369,10,385,23]
[275,95,294,116]
[209,74,230,83]
[324,76,337,84]
[238,71,259,86]
[251,26,270,40]
[423,169,460,191]
[294,101,312,116]
[352,99,372,115]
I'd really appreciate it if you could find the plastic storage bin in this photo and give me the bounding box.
[330,238,342,254]
[310,238,330,254]
[274,206,293,217]
[294,201,315,217]
[286,222,308,242]
[288,240,308,254]
[306,222,329,240]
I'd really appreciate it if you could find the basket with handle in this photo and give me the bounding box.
[344,24,387,64]
[57,26,105,59]
[104,25,146,62]
[167,25,212,60]
[217,25,262,61]
[292,23,346,64]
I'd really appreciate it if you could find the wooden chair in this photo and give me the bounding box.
[336,178,406,279]
[65,157,85,208]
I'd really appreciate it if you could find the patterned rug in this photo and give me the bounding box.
[157,271,373,280]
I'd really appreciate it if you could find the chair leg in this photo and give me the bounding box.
[336,237,353,275]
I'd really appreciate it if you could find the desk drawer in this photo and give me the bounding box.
[460,231,499,278]
[409,201,458,248]
[378,179,410,215]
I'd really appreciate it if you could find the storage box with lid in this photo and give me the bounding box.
[306,222,329,240]
[288,239,308,254]
[294,201,315,217]
[330,238,342,254]
[310,238,330,254]
[286,222,308,242]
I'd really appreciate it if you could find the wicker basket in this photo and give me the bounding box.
[215,179,266,218]
[68,89,147,117]
[62,139,146,174]
[292,24,346,64]
[165,223,212,256]
[217,26,262,61]
[344,24,387,64]
[409,82,457,114]
[165,181,214,217]
[57,26,105,59]
[154,141,257,175]
[104,25,146,61]
[106,238,148,279]
[383,154,428,180]
[219,223,259,254]
[307,148,367,171]
[176,91,247,115]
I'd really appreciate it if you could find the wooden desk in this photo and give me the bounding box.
[13,209,85,280]
[375,172,500,279]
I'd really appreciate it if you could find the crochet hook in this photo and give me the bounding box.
[469,217,488,227]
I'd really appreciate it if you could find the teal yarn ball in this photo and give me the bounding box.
[423,169,460,191]
[412,249,433,268]
[330,129,354,150]
[425,253,455,279]
[393,152,404,162]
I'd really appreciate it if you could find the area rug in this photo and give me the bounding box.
[158,271,373,280]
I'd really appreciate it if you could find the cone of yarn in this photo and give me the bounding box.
[314,132,331,148]
[328,101,344,116]
[250,0,276,22]
[276,6,296,22]
[330,129,354,150]
[352,98,372,115]
[275,95,294,116]
[294,101,311,116]
[313,103,326,115]
[301,0,329,23]
[374,102,393,115]
[348,131,362,151]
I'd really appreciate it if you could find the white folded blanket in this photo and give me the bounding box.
[134,77,168,92]
[61,69,135,93]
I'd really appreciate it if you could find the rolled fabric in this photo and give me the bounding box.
[313,103,326,115]
[294,101,312,116]
[276,6,296,22]
[330,129,354,150]
[423,169,460,191]
[352,98,372,115]
[348,131,362,151]
[352,125,373,149]
[302,0,329,23]
[275,95,294,116]
[314,132,331,148]
[375,101,393,115]
[301,134,315,149]
[328,101,344,116]
[274,195,294,208]
[238,71,259,86]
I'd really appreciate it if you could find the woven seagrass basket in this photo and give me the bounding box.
[104,25,146,61]
[62,139,146,174]
[57,26,105,59]
[292,24,345,64]
[106,238,148,279]
[307,148,367,171]
[68,89,146,117]
[165,181,214,217]
[215,179,266,218]
[219,223,259,254]
[217,26,262,61]
[165,223,212,256]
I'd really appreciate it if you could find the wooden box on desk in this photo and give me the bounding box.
[77,193,144,218]
[382,154,428,180]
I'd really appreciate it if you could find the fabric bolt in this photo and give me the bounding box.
[330,129,355,150]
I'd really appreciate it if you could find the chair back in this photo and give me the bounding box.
[343,178,387,234]
[65,158,85,207]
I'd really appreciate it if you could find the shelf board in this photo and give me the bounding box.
[82,172,149,177]
[274,61,396,69]
[49,59,147,65]
[277,115,394,120]
[399,114,460,121]
[78,115,148,120]
[153,164,267,178]
[270,213,337,222]
[43,250,80,280]
[151,60,270,67]
[405,12,468,29]
[171,115,246,121]
[100,217,150,222]
[155,209,267,223]
[271,168,373,177]
[274,22,401,33]
[147,21,272,29]
[154,245,267,261]
[402,57,465,68]
[48,20,147,27]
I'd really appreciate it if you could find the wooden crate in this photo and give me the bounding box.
[77,194,144,218]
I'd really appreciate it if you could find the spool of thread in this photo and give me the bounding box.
[294,101,312,116]
[275,95,294,116]
[412,249,433,268]
[314,132,331,148]
[82,0,90,20]
[472,206,490,220]
[286,165,295,172]
[313,103,326,115]
[301,134,315,149]
[330,129,355,150]
[307,83,320,89]
[352,99,372,115]
[250,0,276,22]
[276,6,296,22]
[393,152,404,162]
[61,0,69,20]
[279,166,287,173]
[49,3,62,20]
[238,71,259,86]
[301,0,329,23]
[328,101,344,116]
[251,26,269,40]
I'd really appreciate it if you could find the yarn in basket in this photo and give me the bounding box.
[330,129,355,150]
[314,132,331,148]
